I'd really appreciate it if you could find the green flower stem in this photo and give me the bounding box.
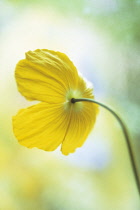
[71,98,140,195]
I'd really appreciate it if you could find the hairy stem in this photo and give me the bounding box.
[71,98,140,195]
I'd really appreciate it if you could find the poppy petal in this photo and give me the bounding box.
[13,102,72,151]
[61,102,98,155]
[61,76,99,155]
[15,49,79,103]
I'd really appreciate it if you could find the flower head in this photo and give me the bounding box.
[13,49,98,155]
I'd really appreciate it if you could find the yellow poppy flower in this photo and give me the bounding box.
[12,49,98,155]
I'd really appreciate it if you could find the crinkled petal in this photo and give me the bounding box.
[15,49,79,103]
[61,102,98,155]
[12,102,72,151]
[61,76,99,155]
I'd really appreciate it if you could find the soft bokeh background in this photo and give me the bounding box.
[0,0,140,209]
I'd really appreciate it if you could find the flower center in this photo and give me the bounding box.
[64,89,83,112]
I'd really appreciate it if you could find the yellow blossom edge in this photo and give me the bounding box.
[13,49,99,155]
[15,49,79,103]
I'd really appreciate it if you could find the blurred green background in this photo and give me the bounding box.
[0,0,140,209]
